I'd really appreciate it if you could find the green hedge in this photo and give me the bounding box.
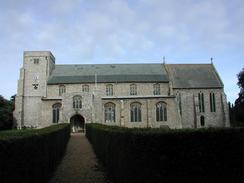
[86,124,244,183]
[0,124,70,183]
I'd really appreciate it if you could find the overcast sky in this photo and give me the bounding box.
[0,0,243,103]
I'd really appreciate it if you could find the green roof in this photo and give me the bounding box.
[47,64,169,84]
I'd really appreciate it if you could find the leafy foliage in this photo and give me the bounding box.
[0,95,15,130]
[231,69,244,125]
[86,124,244,183]
[237,68,244,89]
[0,124,70,183]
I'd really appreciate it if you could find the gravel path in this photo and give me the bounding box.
[48,133,111,183]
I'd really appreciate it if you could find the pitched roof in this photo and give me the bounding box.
[47,64,169,84]
[166,64,223,89]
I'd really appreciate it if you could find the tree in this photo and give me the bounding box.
[0,95,14,130]
[232,68,244,125]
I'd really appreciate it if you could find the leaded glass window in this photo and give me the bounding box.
[82,85,89,92]
[153,83,160,95]
[59,85,66,96]
[130,84,137,95]
[198,92,205,112]
[209,92,216,112]
[52,103,61,123]
[156,102,167,121]
[104,102,116,122]
[106,84,113,96]
[73,95,82,109]
[130,102,141,122]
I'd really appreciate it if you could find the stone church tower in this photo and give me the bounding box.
[15,51,55,128]
[14,51,230,131]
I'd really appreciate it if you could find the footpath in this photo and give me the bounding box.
[48,133,111,183]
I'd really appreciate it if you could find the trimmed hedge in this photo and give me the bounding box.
[0,124,70,183]
[86,124,244,183]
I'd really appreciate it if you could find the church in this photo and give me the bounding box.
[14,51,230,132]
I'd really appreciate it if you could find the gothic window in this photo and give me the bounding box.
[130,84,137,95]
[198,92,205,112]
[52,103,61,123]
[153,83,160,95]
[82,85,89,92]
[156,102,167,121]
[200,116,205,127]
[59,85,66,96]
[130,102,141,122]
[73,95,82,109]
[104,102,116,122]
[34,58,39,64]
[209,92,216,112]
[106,84,113,96]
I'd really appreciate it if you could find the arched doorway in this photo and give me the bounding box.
[70,114,85,133]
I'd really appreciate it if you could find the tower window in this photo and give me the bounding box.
[34,58,39,64]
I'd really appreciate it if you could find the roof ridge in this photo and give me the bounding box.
[56,63,163,66]
[166,63,212,66]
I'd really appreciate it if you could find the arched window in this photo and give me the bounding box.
[104,102,116,122]
[200,116,205,127]
[59,85,66,96]
[153,83,160,95]
[52,103,61,123]
[106,84,113,96]
[73,95,82,109]
[209,92,216,112]
[198,92,205,112]
[130,102,141,122]
[156,102,167,121]
[82,85,89,92]
[130,84,137,95]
